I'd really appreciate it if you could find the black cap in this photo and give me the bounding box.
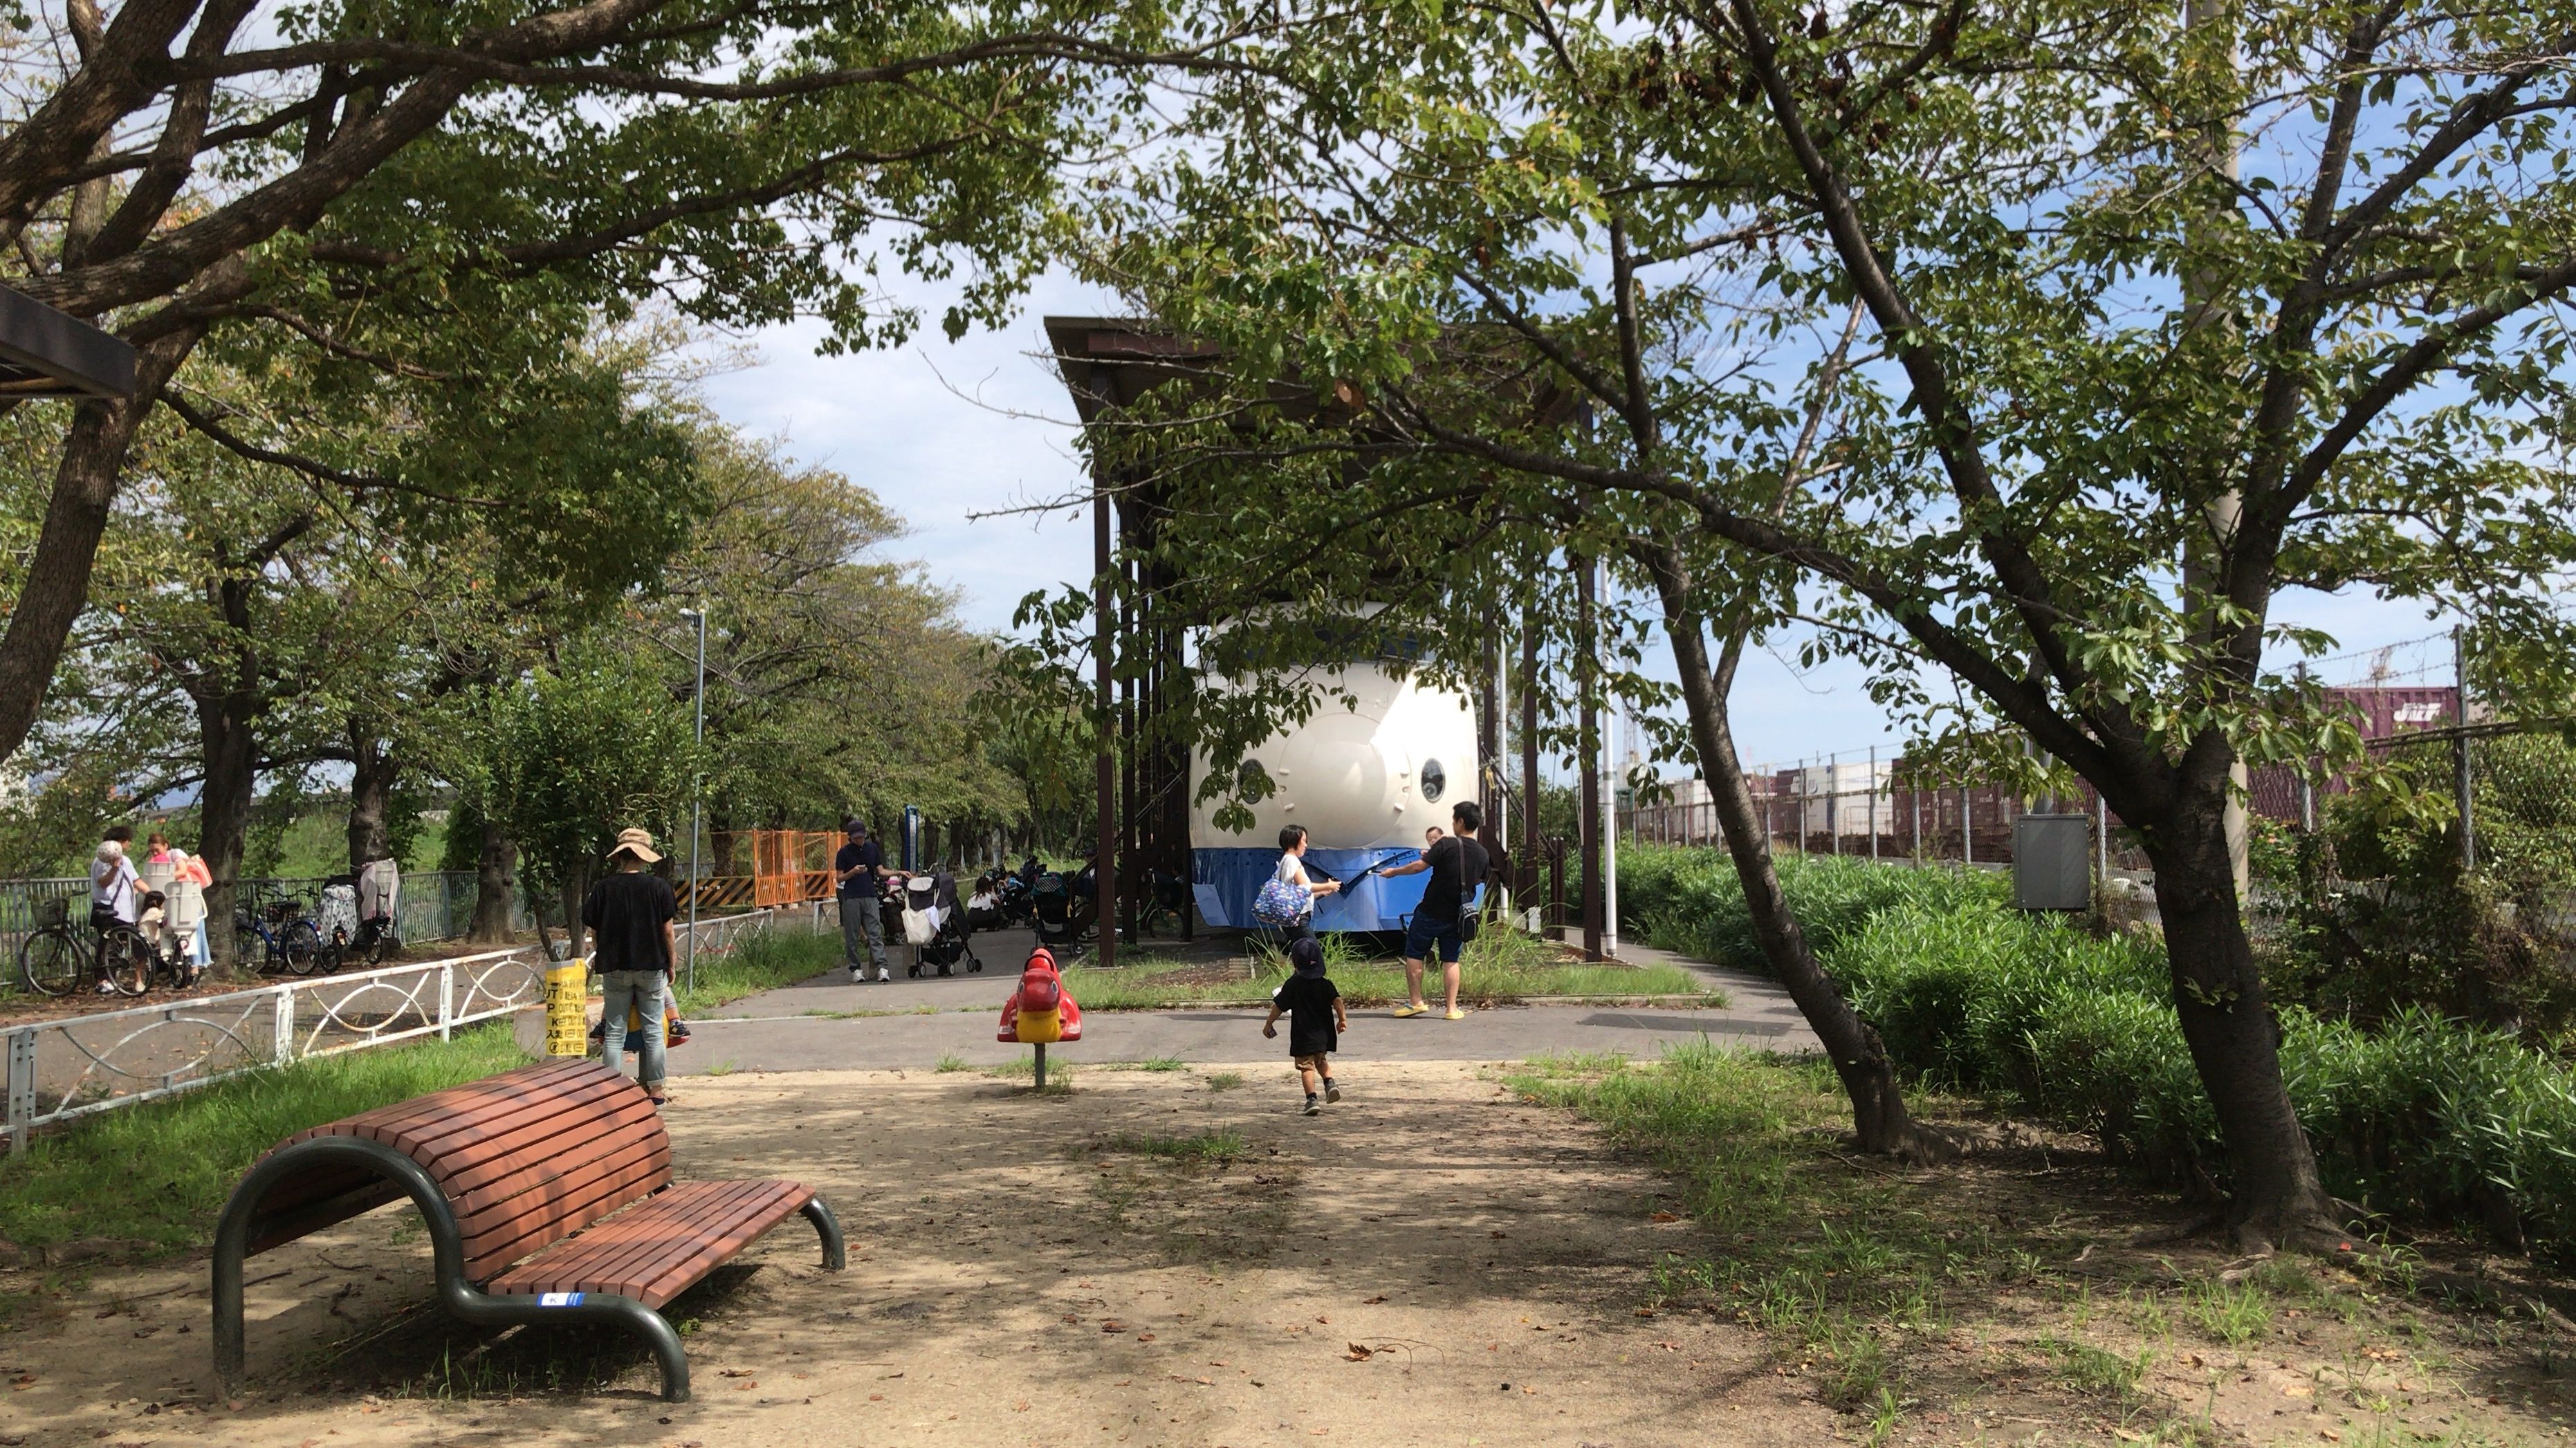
[1289,938,1326,974]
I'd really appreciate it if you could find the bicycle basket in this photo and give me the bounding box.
[33,895,66,928]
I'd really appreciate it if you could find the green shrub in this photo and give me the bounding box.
[1619,844,2576,1262]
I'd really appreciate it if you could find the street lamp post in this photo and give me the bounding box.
[681,607,707,995]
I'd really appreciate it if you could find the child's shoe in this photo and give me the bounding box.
[1302,1093,1321,1116]
[1323,1078,1341,1103]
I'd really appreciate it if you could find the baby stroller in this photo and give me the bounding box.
[1031,857,1097,947]
[901,871,982,977]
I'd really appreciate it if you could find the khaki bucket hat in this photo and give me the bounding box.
[610,827,663,864]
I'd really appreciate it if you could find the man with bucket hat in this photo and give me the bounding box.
[581,827,679,1106]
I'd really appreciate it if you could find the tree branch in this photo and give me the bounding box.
[158,391,506,507]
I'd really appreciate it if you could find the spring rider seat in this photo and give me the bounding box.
[997,946,1083,1087]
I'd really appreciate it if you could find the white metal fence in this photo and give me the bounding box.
[1,898,837,1150]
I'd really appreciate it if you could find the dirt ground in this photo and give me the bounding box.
[3,1061,2574,1447]
[0,1062,1839,1448]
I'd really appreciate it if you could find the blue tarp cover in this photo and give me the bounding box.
[1192,847,1483,933]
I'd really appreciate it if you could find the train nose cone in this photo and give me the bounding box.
[1278,709,1394,844]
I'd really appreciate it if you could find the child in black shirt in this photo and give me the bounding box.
[1264,937,1347,1115]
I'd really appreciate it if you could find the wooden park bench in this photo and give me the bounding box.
[212,1057,843,1402]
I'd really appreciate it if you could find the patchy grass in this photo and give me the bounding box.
[1507,1043,2576,1445]
[668,927,839,1015]
[1094,1058,1189,1073]
[1065,929,1715,1009]
[1093,1129,1248,1164]
[0,1023,530,1257]
[1202,1072,1246,1092]
[982,1056,1077,1093]
[934,1052,970,1073]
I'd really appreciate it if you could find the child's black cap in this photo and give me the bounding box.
[1289,937,1325,974]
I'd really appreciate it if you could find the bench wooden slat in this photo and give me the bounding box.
[280,1059,596,1152]
[525,1182,785,1303]
[626,1185,812,1306]
[502,1180,771,1298]
[490,1180,811,1307]
[368,1070,641,1162]
[251,1062,666,1261]
[461,1144,676,1282]
[433,1096,666,1207]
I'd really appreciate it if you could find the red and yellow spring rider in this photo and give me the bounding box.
[996,946,1083,1086]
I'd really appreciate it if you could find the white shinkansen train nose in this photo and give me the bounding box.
[1269,707,1405,844]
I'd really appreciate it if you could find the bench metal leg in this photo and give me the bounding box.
[802,1195,847,1271]
[574,1295,690,1402]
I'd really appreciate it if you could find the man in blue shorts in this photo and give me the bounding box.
[1378,800,1488,1020]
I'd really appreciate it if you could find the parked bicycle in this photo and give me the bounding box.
[235,895,324,976]
[18,896,160,998]
[316,875,399,970]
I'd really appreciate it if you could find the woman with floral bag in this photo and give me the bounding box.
[1249,824,1339,950]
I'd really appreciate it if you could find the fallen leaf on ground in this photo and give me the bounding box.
[1347,1344,1374,1362]
[1362,1295,1386,1304]
[1101,1321,1128,1333]
[1650,1212,1682,1223]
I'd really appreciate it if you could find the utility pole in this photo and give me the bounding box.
[2456,626,2476,872]
[1576,556,1602,960]
[680,606,706,996]
[1092,481,1117,971]
[2294,660,2316,833]
[1492,615,1511,918]
[1520,605,1541,926]
[1601,559,1619,959]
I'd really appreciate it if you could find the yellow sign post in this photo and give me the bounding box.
[544,960,589,1057]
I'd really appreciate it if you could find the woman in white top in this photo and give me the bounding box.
[1273,824,1340,947]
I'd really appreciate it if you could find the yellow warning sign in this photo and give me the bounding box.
[544,960,590,1057]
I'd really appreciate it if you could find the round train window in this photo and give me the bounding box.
[1419,758,1446,803]
[1237,759,1271,795]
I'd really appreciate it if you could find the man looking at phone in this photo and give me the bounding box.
[1378,800,1488,1020]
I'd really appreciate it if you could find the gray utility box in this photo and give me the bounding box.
[2014,813,2093,911]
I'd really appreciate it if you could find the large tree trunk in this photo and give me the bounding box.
[559,864,591,960]
[469,808,519,943]
[1642,546,1947,1160]
[346,730,396,873]
[2145,755,2340,1251]
[194,686,259,976]
[0,331,200,768]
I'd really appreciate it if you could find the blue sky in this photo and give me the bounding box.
[697,272,2466,782]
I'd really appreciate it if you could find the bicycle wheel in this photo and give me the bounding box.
[18,925,82,996]
[362,922,398,967]
[280,918,325,975]
[98,924,154,996]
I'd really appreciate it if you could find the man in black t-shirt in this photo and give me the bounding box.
[1379,800,1489,1020]
[582,828,679,1106]
[834,819,894,983]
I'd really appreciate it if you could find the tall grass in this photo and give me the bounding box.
[0,1023,532,1255]
[1619,845,2576,1262]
